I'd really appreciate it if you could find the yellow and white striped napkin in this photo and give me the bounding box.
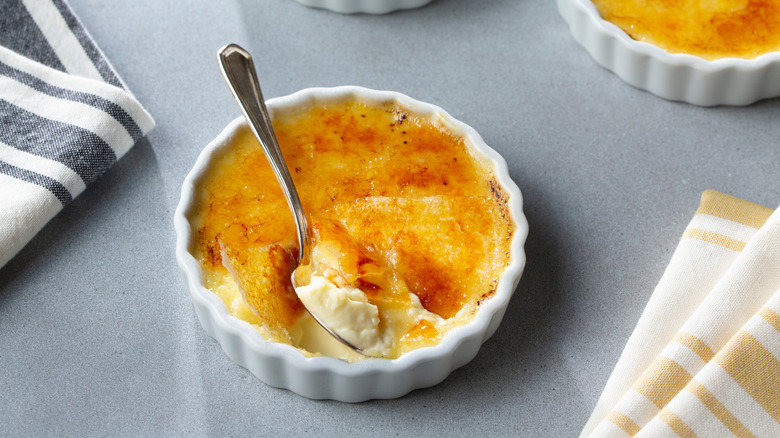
[582,190,780,437]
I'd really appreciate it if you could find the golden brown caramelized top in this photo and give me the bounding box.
[195,99,513,337]
[592,0,780,60]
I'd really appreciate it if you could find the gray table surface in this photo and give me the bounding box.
[2,0,779,436]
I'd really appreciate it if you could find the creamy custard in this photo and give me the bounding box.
[592,0,780,60]
[194,99,514,361]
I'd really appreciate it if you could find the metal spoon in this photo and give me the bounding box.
[217,43,366,356]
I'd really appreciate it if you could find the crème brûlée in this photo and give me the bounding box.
[592,0,780,60]
[193,99,514,361]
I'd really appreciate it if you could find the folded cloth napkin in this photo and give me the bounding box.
[0,0,154,269]
[582,190,780,437]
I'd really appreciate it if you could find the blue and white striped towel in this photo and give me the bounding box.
[0,0,154,268]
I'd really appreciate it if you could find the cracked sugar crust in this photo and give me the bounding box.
[194,99,514,356]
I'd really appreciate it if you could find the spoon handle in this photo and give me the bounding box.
[217,44,311,262]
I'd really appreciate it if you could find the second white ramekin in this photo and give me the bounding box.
[558,0,780,106]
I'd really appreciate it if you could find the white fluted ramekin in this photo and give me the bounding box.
[557,0,780,106]
[294,0,432,14]
[174,86,527,402]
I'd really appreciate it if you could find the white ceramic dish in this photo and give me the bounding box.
[557,0,780,106]
[174,86,528,402]
[294,0,433,14]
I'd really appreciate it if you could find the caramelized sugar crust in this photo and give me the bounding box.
[195,100,513,339]
[220,241,304,337]
[592,0,780,60]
